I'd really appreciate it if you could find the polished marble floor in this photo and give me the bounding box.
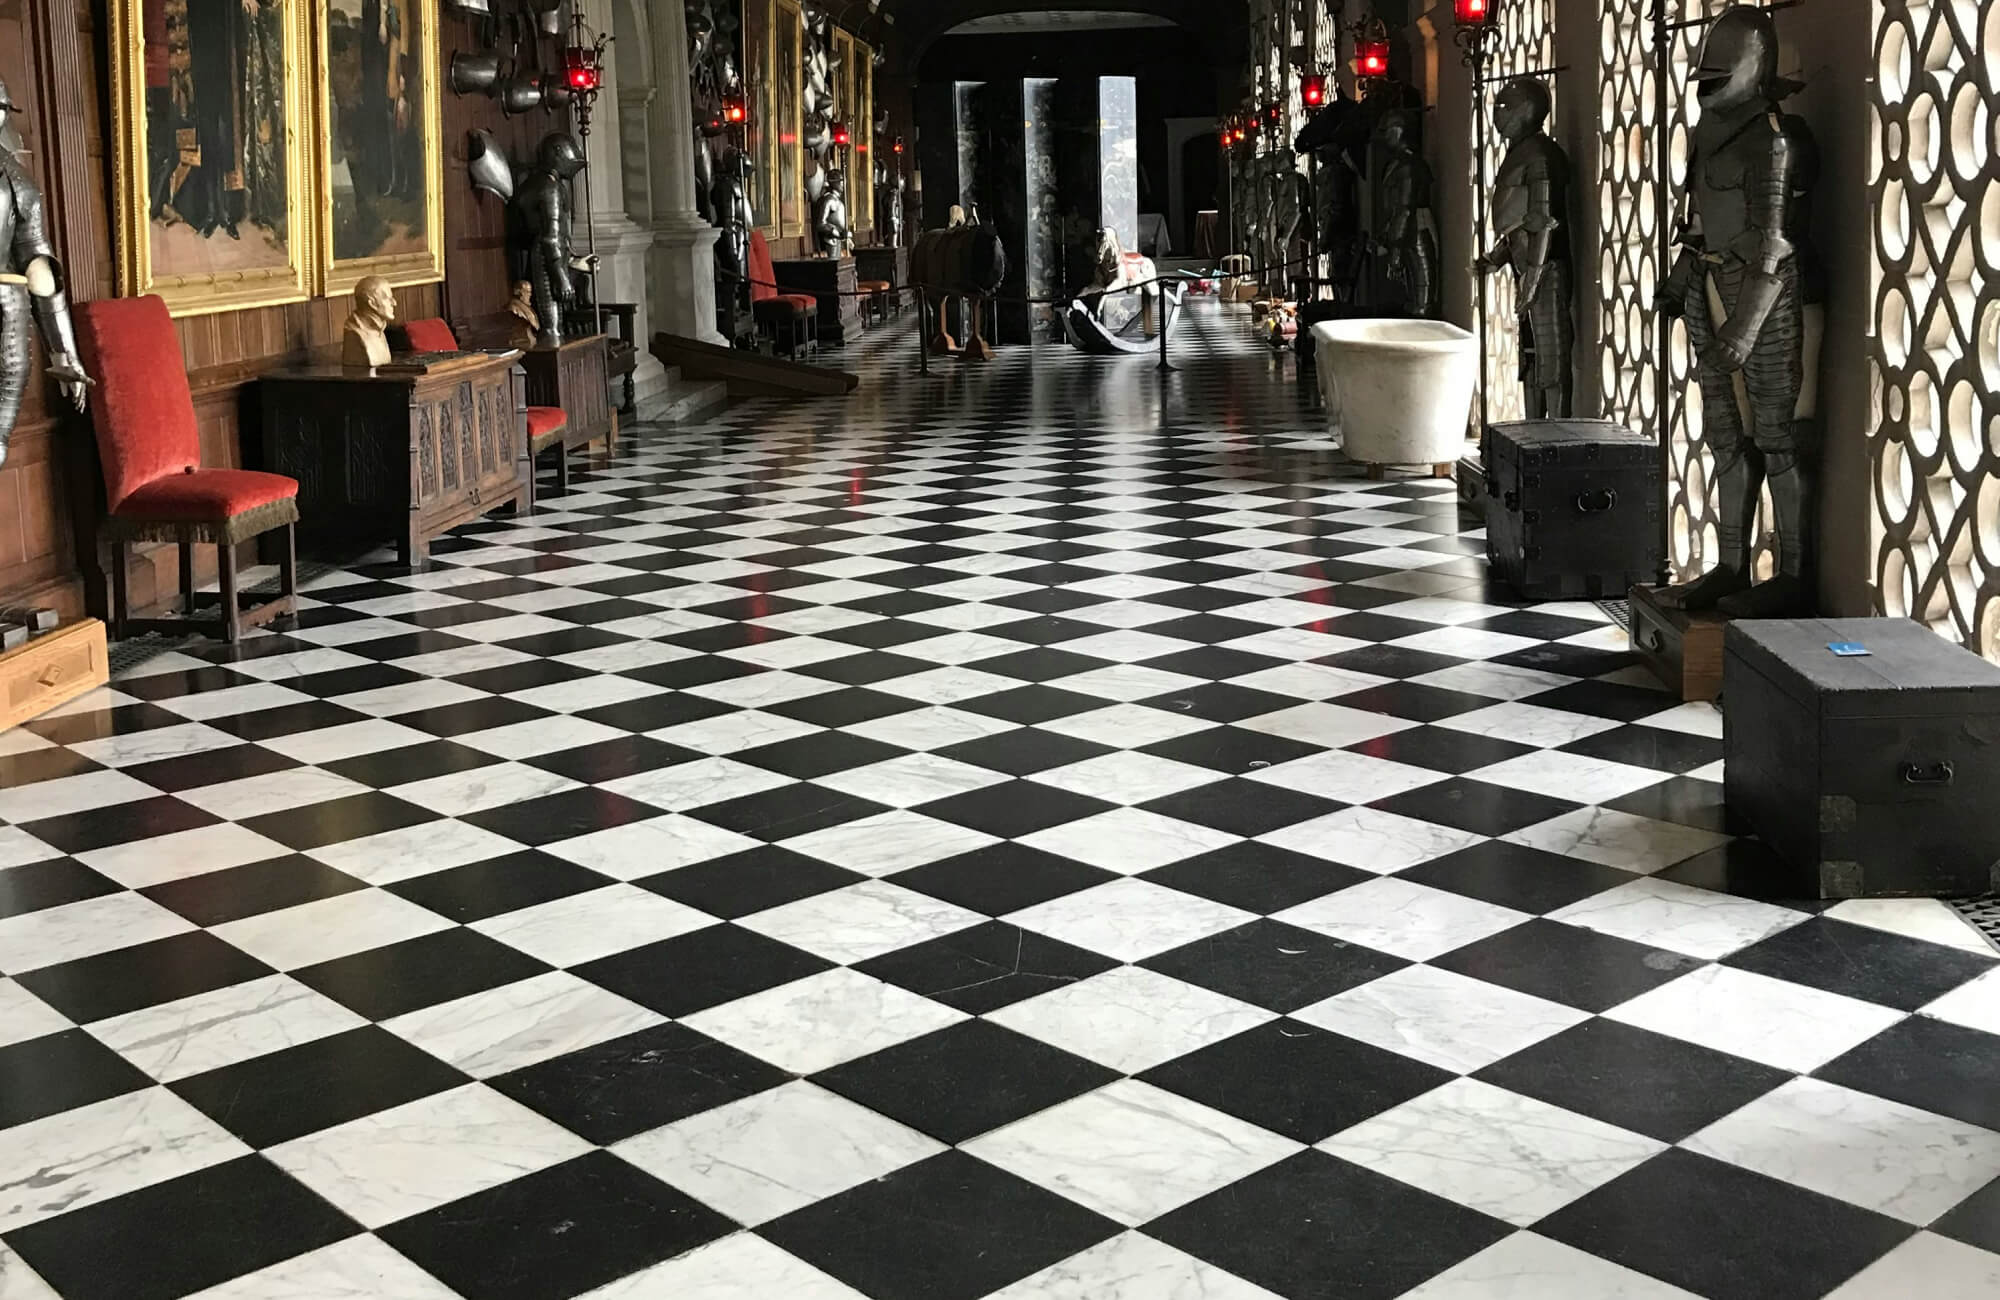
[3,304,2000,1299]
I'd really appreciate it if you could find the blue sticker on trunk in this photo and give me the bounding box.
[1828,643,1871,657]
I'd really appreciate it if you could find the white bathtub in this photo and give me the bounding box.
[1310,318,1478,471]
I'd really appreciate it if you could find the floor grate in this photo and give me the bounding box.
[1597,598,1631,631]
[1950,897,2000,953]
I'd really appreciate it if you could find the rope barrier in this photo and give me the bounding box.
[715,252,1321,307]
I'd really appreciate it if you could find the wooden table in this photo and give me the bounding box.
[855,246,910,311]
[261,352,530,568]
[773,255,866,345]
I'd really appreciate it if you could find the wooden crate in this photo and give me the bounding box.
[1629,583,1725,703]
[0,619,109,732]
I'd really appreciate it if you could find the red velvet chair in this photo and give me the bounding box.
[749,231,819,357]
[399,317,574,500]
[74,295,298,645]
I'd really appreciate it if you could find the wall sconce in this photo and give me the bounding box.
[1301,72,1329,109]
[1262,101,1282,128]
[563,44,600,94]
[892,134,905,155]
[561,0,611,135]
[722,92,748,126]
[832,120,852,148]
[1354,39,1389,80]
[1453,0,1498,26]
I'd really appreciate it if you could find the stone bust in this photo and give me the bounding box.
[342,275,397,368]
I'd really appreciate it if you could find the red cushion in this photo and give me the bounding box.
[402,318,460,353]
[74,295,200,514]
[780,294,818,313]
[113,468,297,522]
[748,231,778,304]
[754,300,803,323]
[525,407,567,438]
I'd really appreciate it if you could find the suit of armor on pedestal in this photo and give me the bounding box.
[0,80,89,466]
[1478,79,1574,419]
[1655,6,1821,617]
[512,132,588,348]
[1374,111,1438,319]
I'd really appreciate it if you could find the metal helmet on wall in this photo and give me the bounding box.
[1693,5,1780,111]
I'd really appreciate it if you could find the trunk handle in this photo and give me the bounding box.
[1575,488,1618,514]
[1900,761,1955,787]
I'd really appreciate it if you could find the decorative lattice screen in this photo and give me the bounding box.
[1870,0,2000,660]
[1473,6,1555,425]
[1597,1,1661,447]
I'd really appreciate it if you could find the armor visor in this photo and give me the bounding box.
[1692,7,1779,110]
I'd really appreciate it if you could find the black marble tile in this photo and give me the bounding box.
[1725,916,1997,1010]
[1816,1015,2000,1132]
[240,792,440,852]
[572,925,833,1018]
[15,931,274,1023]
[292,928,553,1021]
[1139,778,1342,837]
[0,857,121,920]
[18,796,221,855]
[1370,778,1581,837]
[735,731,910,780]
[460,787,665,846]
[855,921,1119,1014]
[916,781,1117,839]
[385,852,612,924]
[1332,681,1509,724]
[201,701,374,743]
[1399,841,1636,915]
[140,855,369,927]
[888,843,1116,916]
[173,1026,471,1147]
[1140,841,1371,913]
[1430,917,1704,1012]
[934,727,1110,777]
[0,1028,154,1128]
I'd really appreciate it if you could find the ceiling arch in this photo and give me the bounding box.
[876,0,1247,69]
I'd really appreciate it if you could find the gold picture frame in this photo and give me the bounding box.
[313,0,445,293]
[855,40,873,234]
[776,0,804,240]
[746,0,778,237]
[109,0,318,316]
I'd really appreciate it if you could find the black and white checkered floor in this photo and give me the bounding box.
[4,303,1999,1299]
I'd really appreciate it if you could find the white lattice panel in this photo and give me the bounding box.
[1870,0,2000,659]
[1473,5,1555,425]
[1597,0,1660,448]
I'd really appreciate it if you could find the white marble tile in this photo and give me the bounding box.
[1437,701,1621,747]
[382,971,663,1078]
[1030,751,1216,805]
[779,809,998,875]
[739,881,981,963]
[1607,965,1905,1073]
[66,722,244,768]
[1052,663,1209,703]
[324,679,489,719]
[1825,1233,2000,1300]
[87,973,365,1081]
[177,766,373,819]
[601,756,790,812]
[685,671,843,710]
[1397,1232,1702,1299]
[0,1240,59,1299]
[1294,964,1590,1072]
[471,884,716,966]
[544,815,762,880]
[1391,626,1546,661]
[0,892,195,975]
[219,647,374,682]
[73,823,287,890]
[986,966,1273,1074]
[579,1234,866,1300]
[1227,662,1389,702]
[1237,703,1415,750]
[211,889,452,971]
[1505,808,1731,874]
[252,719,435,766]
[1245,749,1443,804]
[1412,661,1577,701]
[967,1079,1299,1227]
[442,614,579,644]
[1378,597,1521,627]
[377,642,538,680]
[893,630,1021,665]
[1634,701,1725,738]
[454,714,629,760]
[554,640,698,674]
[1547,877,1808,959]
[1923,966,2000,1036]
[1041,703,1215,748]
[385,762,581,817]
[681,968,966,1074]
[1684,1076,2000,1224]
[152,682,314,722]
[507,675,667,715]
[1827,899,1997,958]
[344,591,470,617]
[0,769,159,824]
[813,752,1007,807]
[267,1083,591,1228]
[1005,879,1255,963]
[1275,877,1530,962]
[870,666,1021,706]
[1467,750,1670,806]
[651,709,827,755]
[987,1233,1280,1300]
[0,1088,248,1232]
[720,636,864,671]
[0,978,70,1049]
[1260,807,1485,873]
[615,1081,944,1224]
[303,819,520,885]
[835,705,1010,753]
[1018,808,1241,874]
[283,617,421,647]
[1320,1077,1665,1226]
[0,828,61,870]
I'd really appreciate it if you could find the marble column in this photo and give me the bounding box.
[579,0,669,408]
[646,0,726,345]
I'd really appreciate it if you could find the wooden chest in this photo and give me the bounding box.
[773,255,866,344]
[855,246,910,307]
[261,353,530,568]
[0,619,109,732]
[1485,420,1662,601]
[1629,583,1726,702]
[1724,617,2000,898]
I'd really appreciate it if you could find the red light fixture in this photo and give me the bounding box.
[722,92,747,125]
[563,45,600,93]
[1453,0,1496,26]
[892,134,905,155]
[1301,73,1329,108]
[1354,38,1389,79]
[1263,100,1281,127]
[831,120,851,147]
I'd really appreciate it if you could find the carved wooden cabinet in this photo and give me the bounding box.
[773,255,866,344]
[260,353,531,568]
[522,335,614,472]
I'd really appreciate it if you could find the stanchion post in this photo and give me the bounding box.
[918,285,929,376]
[1156,284,1176,374]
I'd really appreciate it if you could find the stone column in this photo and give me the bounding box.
[579,0,669,408]
[647,0,726,345]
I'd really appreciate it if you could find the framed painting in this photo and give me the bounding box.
[745,0,776,234]
[855,41,872,233]
[776,0,803,239]
[314,0,445,292]
[108,0,317,316]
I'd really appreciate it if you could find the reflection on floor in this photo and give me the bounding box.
[2,303,1997,1299]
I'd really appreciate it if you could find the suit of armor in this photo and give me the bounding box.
[512,133,586,348]
[1479,79,1574,418]
[1656,6,1821,616]
[1375,112,1438,319]
[813,170,850,257]
[0,81,89,465]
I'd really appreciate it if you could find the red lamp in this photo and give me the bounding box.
[563,45,600,93]
[1263,100,1281,127]
[1301,73,1329,108]
[722,92,747,125]
[1454,0,1496,26]
[832,120,851,147]
[892,134,905,155]
[1355,38,1390,79]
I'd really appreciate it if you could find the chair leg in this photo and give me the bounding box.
[109,539,130,641]
[217,539,241,645]
[178,536,196,616]
[554,445,571,497]
[278,522,298,615]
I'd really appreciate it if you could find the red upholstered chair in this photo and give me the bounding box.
[398,317,574,500]
[748,231,818,357]
[74,295,298,644]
